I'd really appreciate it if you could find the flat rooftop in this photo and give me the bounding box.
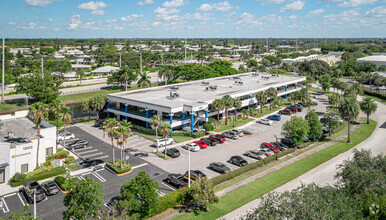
[357,55,386,62]
[108,72,306,111]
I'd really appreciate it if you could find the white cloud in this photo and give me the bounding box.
[48,18,53,22]
[185,12,214,21]
[338,0,378,7]
[280,1,305,12]
[24,0,58,7]
[261,14,283,25]
[162,0,187,8]
[106,19,117,23]
[120,14,144,21]
[91,10,105,15]
[306,8,327,17]
[235,12,262,26]
[78,1,107,10]
[137,0,154,6]
[18,22,47,30]
[225,11,236,17]
[8,22,16,25]
[289,15,298,19]
[256,0,286,5]
[366,6,386,17]
[197,1,234,12]
[53,28,60,31]
[323,8,360,24]
[154,7,181,14]
[68,14,81,30]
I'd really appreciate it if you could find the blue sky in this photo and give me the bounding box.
[1,0,385,38]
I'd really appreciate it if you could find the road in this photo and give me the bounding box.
[221,99,386,219]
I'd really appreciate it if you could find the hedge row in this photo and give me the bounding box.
[55,176,71,191]
[152,187,194,216]
[364,90,386,100]
[10,166,65,187]
[193,131,206,138]
[211,148,296,186]
[46,149,70,161]
[106,160,132,174]
[132,124,192,137]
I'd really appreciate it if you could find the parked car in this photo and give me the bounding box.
[303,136,316,142]
[209,134,226,143]
[154,138,174,147]
[58,131,75,141]
[231,129,244,137]
[165,174,189,188]
[181,143,200,152]
[105,196,120,217]
[200,138,217,146]
[164,148,180,158]
[222,131,239,140]
[244,150,267,160]
[81,159,104,167]
[42,181,60,196]
[322,124,330,133]
[270,142,288,151]
[22,180,47,204]
[257,148,274,156]
[95,119,105,128]
[285,106,298,113]
[193,141,208,149]
[260,142,280,153]
[228,156,248,167]
[208,162,231,174]
[257,118,273,125]
[268,114,281,121]
[66,139,88,150]
[280,138,297,148]
[279,109,292,115]
[208,136,220,144]
[288,105,303,112]
[184,170,206,181]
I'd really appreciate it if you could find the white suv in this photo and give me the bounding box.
[154,138,174,147]
[58,131,75,141]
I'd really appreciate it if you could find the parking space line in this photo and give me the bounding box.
[74,146,93,151]
[132,163,148,169]
[82,152,103,158]
[161,182,176,191]
[17,193,26,207]
[3,193,16,198]
[77,149,98,155]
[92,155,109,160]
[2,197,9,213]
[78,176,85,180]
[92,172,106,182]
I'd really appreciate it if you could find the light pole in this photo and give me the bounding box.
[274,135,278,161]
[33,192,36,218]
[188,146,191,188]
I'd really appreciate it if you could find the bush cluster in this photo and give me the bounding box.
[54,176,71,191]
[193,131,206,138]
[364,90,386,100]
[132,124,191,137]
[211,148,296,186]
[46,148,70,160]
[151,187,194,217]
[106,160,132,174]
[10,167,65,187]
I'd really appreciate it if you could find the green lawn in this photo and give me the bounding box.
[174,119,376,220]
[0,101,28,114]
[363,94,386,104]
[132,128,194,143]
[214,118,255,132]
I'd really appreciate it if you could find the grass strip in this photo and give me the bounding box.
[174,119,376,220]
[214,118,255,132]
[363,94,386,104]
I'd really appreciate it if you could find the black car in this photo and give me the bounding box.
[229,156,248,167]
[208,136,219,144]
[270,142,288,151]
[106,196,120,217]
[184,170,206,181]
[165,174,189,188]
[280,138,297,148]
[200,138,217,146]
[303,136,316,142]
[164,148,180,158]
[67,139,88,150]
[208,162,231,174]
[42,181,60,196]
[22,180,47,204]
[279,109,292,115]
[81,159,104,167]
[288,105,303,112]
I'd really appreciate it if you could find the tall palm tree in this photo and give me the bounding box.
[119,65,137,91]
[90,95,106,120]
[103,118,119,164]
[233,98,242,121]
[76,69,85,86]
[60,106,73,148]
[158,66,172,85]
[297,88,311,105]
[50,100,64,146]
[212,99,225,124]
[137,72,151,88]
[114,125,130,169]
[266,87,278,110]
[120,120,132,163]
[81,99,91,121]
[149,115,161,152]
[28,102,49,167]
[351,82,363,97]
[222,95,234,125]
[159,123,171,159]
[331,77,339,93]
[255,91,268,113]
[360,97,377,124]
[339,95,360,143]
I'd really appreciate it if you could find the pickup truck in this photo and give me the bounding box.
[164,174,189,189]
[154,138,174,147]
[21,180,47,204]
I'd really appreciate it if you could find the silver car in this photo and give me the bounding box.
[257,148,274,156]
[231,129,244,137]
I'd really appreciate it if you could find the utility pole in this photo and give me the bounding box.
[2,38,4,103]
[140,52,142,75]
[184,38,187,63]
[119,53,121,68]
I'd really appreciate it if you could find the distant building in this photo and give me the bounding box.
[283,53,341,66]
[357,55,386,68]
[91,66,120,75]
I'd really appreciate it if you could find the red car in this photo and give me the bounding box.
[285,107,297,113]
[193,141,208,149]
[209,134,226,143]
[260,142,280,153]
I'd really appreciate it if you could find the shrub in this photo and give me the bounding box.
[65,156,76,164]
[364,90,386,100]
[193,131,206,138]
[46,148,69,161]
[172,130,191,137]
[152,187,194,216]
[10,167,65,187]
[10,173,26,187]
[203,123,214,132]
[106,160,132,174]
[55,176,71,191]
[242,130,252,135]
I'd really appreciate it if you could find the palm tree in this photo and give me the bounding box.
[255,91,268,113]
[360,97,377,124]
[50,100,64,146]
[119,65,137,91]
[137,72,151,88]
[339,95,360,143]
[114,125,130,169]
[90,95,106,120]
[297,88,311,105]
[81,100,91,121]
[222,95,234,125]
[266,87,278,110]
[328,93,342,108]
[330,77,339,93]
[60,106,73,148]
[120,120,132,162]
[233,98,242,121]
[351,82,363,97]
[28,102,49,167]
[149,115,161,152]
[240,109,248,120]
[76,69,85,86]
[103,118,119,164]
[159,123,171,159]
[212,99,225,124]
[158,66,172,85]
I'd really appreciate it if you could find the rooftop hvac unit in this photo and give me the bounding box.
[170,86,179,90]
[7,129,14,138]
[206,85,217,91]
[235,80,243,85]
[169,92,180,99]
[233,76,240,80]
[252,72,259,76]
[201,81,209,85]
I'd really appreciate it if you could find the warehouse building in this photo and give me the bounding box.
[357,55,386,68]
[107,72,306,137]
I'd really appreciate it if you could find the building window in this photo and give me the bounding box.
[46,147,53,156]
[0,170,4,184]
[21,164,28,174]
